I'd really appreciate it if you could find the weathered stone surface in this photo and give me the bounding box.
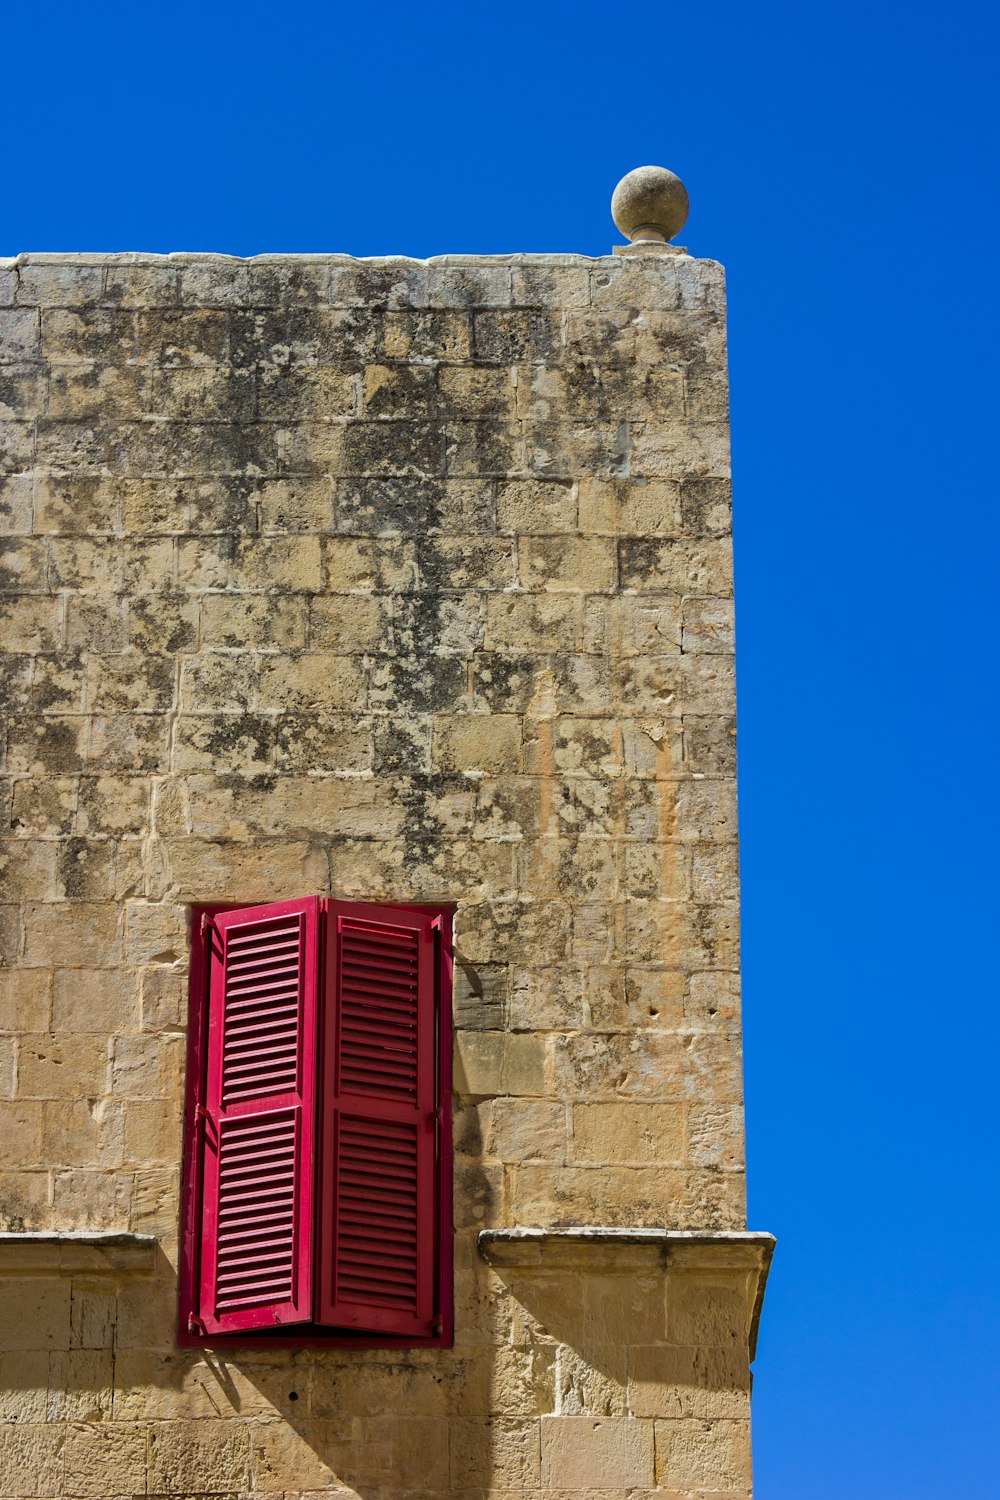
[0,247,755,1499]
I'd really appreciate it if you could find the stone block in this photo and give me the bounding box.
[454,1030,505,1096]
[75,776,150,837]
[464,1098,566,1165]
[454,960,508,1029]
[310,592,393,651]
[0,1423,65,1497]
[48,363,149,420]
[51,1168,131,1229]
[31,475,118,536]
[51,966,136,1034]
[200,592,306,649]
[432,714,522,775]
[510,966,583,1030]
[0,1098,44,1164]
[0,967,50,1032]
[140,967,184,1031]
[46,1347,114,1422]
[667,1274,750,1349]
[148,1418,251,1494]
[122,1099,182,1166]
[42,1098,122,1169]
[381,308,471,361]
[654,1415,751,1489]
[685,971,742,1029]
[125,901,187,966]
[86,714,170,775]
[21,901,122,969]
[682,594,735,653]
[323,535,418,592]
[1,1280,72,1349]
[438,363,516,418]
[455,899,571,964]
[518,838,620,907]
[0,471,35,530]
[510,1163,744,1230]
[503,1031,549,1095]
[0,539,48,592]
[114,1277,178,1351]
[629,1342,750,1421]
[0,1168,50,1227]
[256,652,368,712]
[131,1165,179,1235]
[17,1034,109,1099]
[496,478,577,533]
[112,1033,185,1100]
[451,1415,542,1488]
[484,593,581,652]
[681,475,732,536]
[571,1102,684,1165]
[540,1415,654,1489]
[578,477,682,536]
[555,1029,744,1104]
[0,307,41,362]
[0,1350,48,1421]
[258,364,355,420]
[0,594,62,653]
[556,1343,628,1416]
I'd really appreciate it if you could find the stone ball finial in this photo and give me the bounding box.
[611,165,690,244]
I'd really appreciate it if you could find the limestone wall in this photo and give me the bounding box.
[0,250,754,1498]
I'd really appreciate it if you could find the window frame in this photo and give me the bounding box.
[177,899,454,1349]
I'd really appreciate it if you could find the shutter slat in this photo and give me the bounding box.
[196,898,318,1335]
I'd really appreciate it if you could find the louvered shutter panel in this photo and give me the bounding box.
[317,901,439,1336]
[196,897,319,1334]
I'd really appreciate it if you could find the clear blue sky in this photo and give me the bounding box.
[5,2,998,1492]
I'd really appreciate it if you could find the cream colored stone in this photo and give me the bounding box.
[51,967,136,1033]
[22,901,122,969]
[17,1034,109,1099]
[541,1415,655,1488]
[654,1415,751,1489]
[0,1423,66,1497]
[0,1279,71,1349]
[148,1419,251,1493]
[0,1350,48,1421]
[433,714,522,775]
[572,1102,684,1165]
[0,968,50,1032]
[454,1030,505,1095]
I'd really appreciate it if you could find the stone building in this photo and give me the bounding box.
[0,169,773,1498]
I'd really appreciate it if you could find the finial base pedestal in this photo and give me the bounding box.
[613,241,688,257]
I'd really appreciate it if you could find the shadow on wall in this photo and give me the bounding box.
[0,1229,515,1497]
[0,1238,753,1497]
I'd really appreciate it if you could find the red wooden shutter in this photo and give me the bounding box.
[196,897,319,1334]
[317,901,439,1336]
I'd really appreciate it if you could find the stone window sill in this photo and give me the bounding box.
[0,1231,158,1277]
[478,1227,776,1358]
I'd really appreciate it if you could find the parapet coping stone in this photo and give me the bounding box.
[0,1230,158,1276]
[1,250,706,269]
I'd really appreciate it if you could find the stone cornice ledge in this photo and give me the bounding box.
[0,1231,158,1276]
[479,1228,776,1359]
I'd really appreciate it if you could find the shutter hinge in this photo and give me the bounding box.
[432,1318,443,1336]
[187,1313,205,1335]
[195,1103,209,1122]
[200,911,213,935]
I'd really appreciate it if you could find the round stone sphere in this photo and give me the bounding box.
[611,165,690,242]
